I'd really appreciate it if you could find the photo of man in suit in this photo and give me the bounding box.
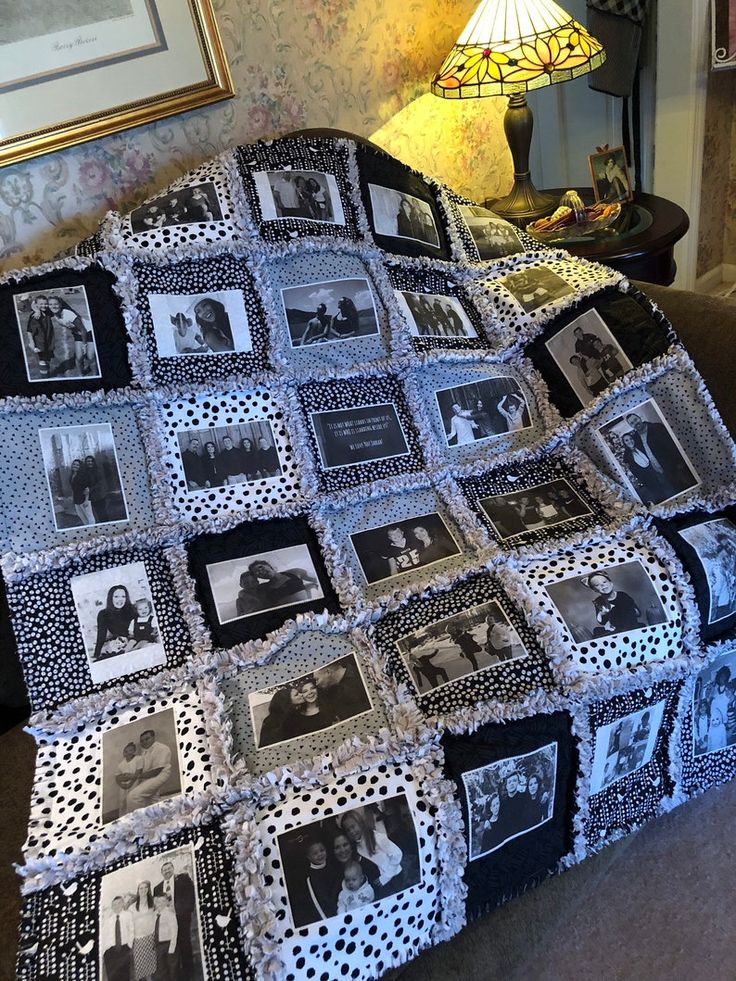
[154,859,196,978]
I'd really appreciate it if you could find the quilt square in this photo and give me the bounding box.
[456,451,615,550]
[655,507,736,643]
[526,287,674,416]
[262,250,392,376]
[186,514,342,649]
[386,259,489,354]
[0,262,131,399]
[236,137,361,243]
[0,401,154,555]
[217,626,391,782]
[131,253,270,386]
[7,542,198,716]
[455,202,526,262]
[24,687,213,864]
[580,680,681,847]
[17,823,251,981]
[296,374,424,493]
[442,710,576,918]
[317,484,476,606]
[356,142,452,260]
[371,571,555,724]
[156,389,301,523]
[678,643,736,794]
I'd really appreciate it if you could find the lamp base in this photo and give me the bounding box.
[490,177,558,228]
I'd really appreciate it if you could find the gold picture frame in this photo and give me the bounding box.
[0,0,234,168]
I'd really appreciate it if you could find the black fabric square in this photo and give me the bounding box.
[186,515,341,648]
[655,506,736,643]
[0,264,131,399]
[442,710,576,919]
[356,143,452,260]
[526,286,674,417]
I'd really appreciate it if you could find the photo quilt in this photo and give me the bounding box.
[4,133,736,981]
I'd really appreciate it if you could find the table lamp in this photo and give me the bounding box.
[431,0,605,224]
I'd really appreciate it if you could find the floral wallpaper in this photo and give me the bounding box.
[0,0,511,273]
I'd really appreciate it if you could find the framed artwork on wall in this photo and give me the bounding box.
[712,0,736,68]
[0,0,234,167]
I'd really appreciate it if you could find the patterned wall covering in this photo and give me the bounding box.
[0,0,511,273]
[696,67,736,279]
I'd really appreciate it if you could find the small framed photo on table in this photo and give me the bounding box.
[588,146,633,204]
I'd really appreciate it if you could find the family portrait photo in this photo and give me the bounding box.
[254,169,344,224]
[588,146,633,204]
[545,308,633,406]
[479,477,592,541]
[176,420,282,492]
[14,284,100,382]
[463,743,557,860]
[130,182,223,233]
[589,700,666,794]
[248,651,373,750]
[349,511,461,585]
[70,561,164,684]
[458,204,524,259]
[595,396,701,506]
[276,792,421,928]
[310,402,410,470]
[500,266,574,314]
[692,648,736,757]
[101,708,182,825]
[367,183,440,248]
[39,422,128,531]
[99,844,205,981]
[677,518,736,623]
[435,377,532,446]
[148,289,252,358]
[205,543,324,623]
[394,599,528,695]
[394,289,477,339]
[544,560,668,644]
[280,276,380,347]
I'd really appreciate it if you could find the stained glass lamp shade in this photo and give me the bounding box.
[432,0,605,224]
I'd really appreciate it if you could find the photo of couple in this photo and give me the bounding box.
[248,652,373,750]
[130,182,222,232]
[589,700,666,794]
[692,650,736,757]
[255,169,344,224]
[435,377,532,446]
[148,289,252,358]
[349,511,462,586]
[277,793,421,928]
[15,285,100,382]
[177,421,282,492]
[367,183,440,248]
[394,289,477,339]
[463,743,557,860]
[280,276,380,347]
[479,477,592,541]
[545,309,633,406]
[394,599,528,695]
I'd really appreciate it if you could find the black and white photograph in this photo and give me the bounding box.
[176,420,282,492]
[38,422,129,531]
[276,792,421,928]
[544,560,668,644]
[595,396,701,506]
[253,169,345,224]
[394,289,477,339]
[205,544,324,623]
[589,700,666,794]
[677,518,736,624]
[479,477,592,540]
[248,652,373,750]
[70,561,164,684]
[434,377,532,446]
[462,743,557,860]
[349,511,462,585]
[544,308,633,406]
[129,182,223,232]
[147,289,252,358]
[394,599,528,695]
[14,284,101,382]
[367,183,440,248]
[98,844,206,981]
[588,145,633,204]
[692,648,736,757]
[280,277,380,347]
[458,204,524,259]
[500,266,574,314]
[101,708,182,825]
[310,402,410,470]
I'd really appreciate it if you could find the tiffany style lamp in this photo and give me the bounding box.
[431,0,605,224]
